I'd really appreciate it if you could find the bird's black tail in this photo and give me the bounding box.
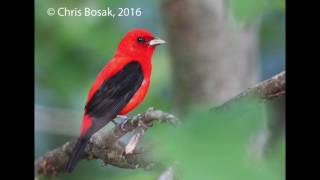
[65,135,90,173]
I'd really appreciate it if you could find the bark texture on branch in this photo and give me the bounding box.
[234,70,285,99]
[35,108,178,177]
[215,71,285,110]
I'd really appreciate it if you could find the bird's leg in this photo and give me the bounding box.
[117,115,129,120]
[116,115,130,130]
[111,119,118,126]
[110,115,129,126]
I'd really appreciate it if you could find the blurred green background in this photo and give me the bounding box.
[35,0,285,179]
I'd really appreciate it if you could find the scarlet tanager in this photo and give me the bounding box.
[65,29,165,172]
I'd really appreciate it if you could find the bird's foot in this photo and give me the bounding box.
[111,119,118,126]
[116,115,130,131]
[117,115,129,121]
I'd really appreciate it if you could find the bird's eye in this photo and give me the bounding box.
[137,37,145,43]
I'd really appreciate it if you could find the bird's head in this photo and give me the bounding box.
[115,28,165,59]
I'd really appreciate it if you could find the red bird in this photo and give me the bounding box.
[65,29,165,172]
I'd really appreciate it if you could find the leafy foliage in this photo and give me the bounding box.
[150,97,285,180]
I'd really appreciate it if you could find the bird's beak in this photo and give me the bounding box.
[149,37,166,46]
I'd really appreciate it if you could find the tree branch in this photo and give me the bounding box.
[35,71,285,178]
[214,71,285,110]
[35,108,178,177]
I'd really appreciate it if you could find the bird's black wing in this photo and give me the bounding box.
[65,61,143,173]
[85,61,144,130]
